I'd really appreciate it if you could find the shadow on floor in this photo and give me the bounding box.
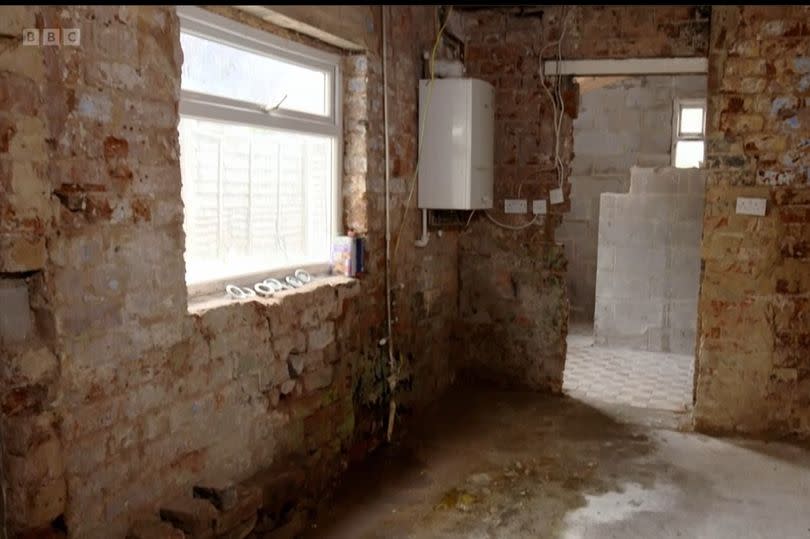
[304,385,810,539]
[306,386,661,538]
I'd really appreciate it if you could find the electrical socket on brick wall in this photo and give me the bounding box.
[549,187,564,205]
[735,197,767,216]
[504,199,528,214]
[532,199,547,215]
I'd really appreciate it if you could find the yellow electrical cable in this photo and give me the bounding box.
[392,6,453,261]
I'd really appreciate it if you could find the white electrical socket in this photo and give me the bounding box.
[549,187,564,205]
[532,199,548,215]
[735,197,767,216]
[504,199,528,214]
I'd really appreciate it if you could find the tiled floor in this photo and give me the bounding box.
[563,327,694,412]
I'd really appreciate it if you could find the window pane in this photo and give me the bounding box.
[674,140,704,168]
[679,106,704,135]
[179,116,334,284]
[180,32,329,116]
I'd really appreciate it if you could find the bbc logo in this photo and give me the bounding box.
[23,28,81,47]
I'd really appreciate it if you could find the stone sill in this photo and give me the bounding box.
[187,275,359,315]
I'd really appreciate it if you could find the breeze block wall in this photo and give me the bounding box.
[559,75,707,323]
[595,166,706,354]
[0,5,459,537]
[693,5,810,438]
[457,6,710,391]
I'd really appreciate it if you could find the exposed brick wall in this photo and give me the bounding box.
[0,5,457,537]
[384,7,459,406]
[458,8,573,391]
[457,6,709,390]
[694,6,810,437]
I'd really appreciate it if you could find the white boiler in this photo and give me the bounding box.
[417,78,494,210]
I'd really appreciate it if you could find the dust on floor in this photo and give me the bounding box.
[305,386,810,539]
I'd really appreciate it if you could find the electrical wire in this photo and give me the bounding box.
[485,210,538,230]
[392,6,453,260]
[486,8,572,231]
[464,209,476,228]
[539,6,571,190]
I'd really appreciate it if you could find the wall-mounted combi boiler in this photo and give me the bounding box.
[417,78,495,211]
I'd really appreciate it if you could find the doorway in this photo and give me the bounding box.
[558,73,707,412]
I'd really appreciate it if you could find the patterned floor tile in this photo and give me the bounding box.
[563,327,694,412]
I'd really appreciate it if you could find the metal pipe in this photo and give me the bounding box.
[414,208,430,248]
[381,5,397,442]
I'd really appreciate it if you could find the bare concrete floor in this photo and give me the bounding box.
[306,387,810,538]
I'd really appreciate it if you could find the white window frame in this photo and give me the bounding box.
[671,97,706,168]
[177,6,342,297]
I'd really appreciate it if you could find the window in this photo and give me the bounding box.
[672,98,706,169]
[177,7,341,289]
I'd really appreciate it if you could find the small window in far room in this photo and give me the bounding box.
[672,98,706,169]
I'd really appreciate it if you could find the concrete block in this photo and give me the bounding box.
[629,166,653,194]
[613,246,661,275]
[556,221,589,243]
[654,86,674,102]
[593,299,614,330]
[675,195,705,222]
[600,218,663,248]
[685,170,707,194]
[610,271,651,300]
[669,329,697,355]
[637,194,676,221]
[613,300,665,335]
[592,154,635,175]
[638,127,672,154]
[636,153,671,167]
[642,107,673,130]
[575,130,625,156]
[668,262,701,298]
[568,186,595,222]
[0,279,32,344]
[669,300,699,331]
[671,222,703,246]
[571,154,594,175]
[594,266,613,295]
[630,166,679,194]
[647,75,674,89]
[595,243,614,274]
[649,273,668,300]
[635,89,661,108]
[673,74,708,94]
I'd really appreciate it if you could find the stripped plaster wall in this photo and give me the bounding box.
[1,4,808,537]
[0,5,459,537]
[694,5,810,437]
